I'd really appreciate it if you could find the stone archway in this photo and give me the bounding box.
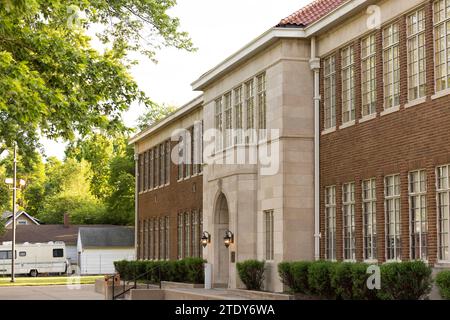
[214,193,229,287]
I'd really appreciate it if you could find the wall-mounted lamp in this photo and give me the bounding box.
[201,231,211,248]
[223,230,234,248]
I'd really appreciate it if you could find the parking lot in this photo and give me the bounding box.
[0,284,104,300]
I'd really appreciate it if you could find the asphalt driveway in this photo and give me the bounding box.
[0,284,104,300]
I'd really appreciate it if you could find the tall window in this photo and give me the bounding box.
[160,144,165,186]
[144,220,148,260]
[437,164,450,261]
[192,210,200,258]
[407,9,426,101]
[139,154,144,192]
[185,128,192,178]
[343,183,355,260]
[149,218,154,260]
[224,92,232,148]
[178,135,184,180]
[155,147,160,187]
[165,141,170,184]
[264,210,274,261]
[165,216,170,260]
[361,34,377,116]
[363,178,377,260]
[245,80,255,143]
[215,98,223,151]
[177,213,184,259]
[159,217,165,260]
[325,186,336,260]
[184,212,191,257]
[257,73,267,138]
[385,174,401,261]
[409,170,428,261]
[383,23,400,109]
[139,219,143,259]
[144,152,149,191]
[149,149,154,189]
[434,0,450,91]
[341,46,355,123]
[323,55,336,129]
[154,217,160,260]
[234,86,243,144]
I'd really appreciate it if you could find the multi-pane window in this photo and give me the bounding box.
[434,0,450,91]
[185,128,192,178]
[154,217,160,260]
[245,80,255,144]
[144,220,148,260]
[325,186,336,260]
[197,121,203,173]
[165,216,170,260]
[385,174,401,261]
[361,34,377,116]
[257,73,267,138]
[383,23,400,109]
[149,149,154,189]
[407,9,426,101]
[184,212,191,257]
[323,55,336,129]
[192,211,199,258]
[139,154,144,193]
[215,98,223,151]
[160,144,165,186]
[165,141,170,184]
[177,213,184,259]
[224,92,232,148]
[144,152,149,191]
[264,210,274,261]
[409,170,428,261]
[139,219,143,259]
[341,46,355,123]
[155,147,160,187]
[178,135,184,180]
[343,183,355,260]
[234,86,243,144]
[437,164,450,261]
[363,178,377,261]
[149,218,154,260]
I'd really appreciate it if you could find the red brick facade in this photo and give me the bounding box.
[319,0,449,265]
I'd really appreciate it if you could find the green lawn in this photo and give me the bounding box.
[0,275,104,287]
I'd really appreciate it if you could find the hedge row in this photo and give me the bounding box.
[278,260,432,300]
[114,258,205,284]
[436,271,450,300]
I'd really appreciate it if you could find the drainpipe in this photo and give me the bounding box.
[309,37,321,261]
[134,149,139,260]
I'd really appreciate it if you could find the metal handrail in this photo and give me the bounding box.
[112,264,162,300]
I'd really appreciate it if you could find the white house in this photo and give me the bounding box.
[2,211,40,229]
[77,226,135,275]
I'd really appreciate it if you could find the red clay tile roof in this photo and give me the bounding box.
[278,0,348,27]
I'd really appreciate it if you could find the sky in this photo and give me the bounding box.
[43,0,311,159]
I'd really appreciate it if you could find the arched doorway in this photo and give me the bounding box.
[214,193,229,287]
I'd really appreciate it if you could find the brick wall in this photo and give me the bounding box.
[319,0,448,265]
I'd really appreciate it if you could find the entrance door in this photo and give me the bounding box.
[214,193,229,287]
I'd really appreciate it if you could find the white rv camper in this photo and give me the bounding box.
[0,241,70,277]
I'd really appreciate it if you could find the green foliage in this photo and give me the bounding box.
[349,262,378,300]
[278,261,311,294]
[236,260,265,291]
[330,262,354,299]
[0,0,194,156]
[307,261,336,298]
[436,271,450,300]
[378,261,432,300]
[137,103,178,130]
[113,259,206,284]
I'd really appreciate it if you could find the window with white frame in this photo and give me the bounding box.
[144,152,149,191]
[160,144,165,185]
[177,213,184,259]
[407,8,426,101]
[363,178,377,261]
[264,210,274,261]
[165,216,170,260]
[154,216,160,260]
[385,174,401,261]
[177,135,184,180]
[155,147,159,187]
[185,129,192,178]
[245,80,255,143]
[139,154,144,193]
[149,149,154,189]
[343,183,356,260]
[437,164,450,261]
[149,218,154,260]
[165,141,170,184]
[184,212,191,257]
[323,55,336,130]
[224,92,232,148]
[234,86,243,145]
[192,210,199,258]
[341,46,355,124]
[434,0,450,92]
[159,217,165,260]
[409,170,428,261]
[361,34,377,117]
[325,186,336,260]
[215,98,223,151]
[383,23,400,109]
[257,73,267,139]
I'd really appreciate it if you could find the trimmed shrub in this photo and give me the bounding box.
[331,262,353,300]
[113,258,206,284]
[436,271,450,300]
[278,262,294,291]
[278,261,311,294]
[378,261,432,300]
[350,262,378,300]
[308,261,336,298]
[237,260,265,291]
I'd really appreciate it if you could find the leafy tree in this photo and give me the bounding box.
[137,103,178,130]
[0,0,194,157]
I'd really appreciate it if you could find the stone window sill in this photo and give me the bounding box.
[358,113,377,124]
[339,120,355,130]
[321,126,336,136]
[432,88,450,100]
[380,105,400,117]
[405,97,427,109]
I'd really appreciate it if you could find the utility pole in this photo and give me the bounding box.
[11,143,17,283]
